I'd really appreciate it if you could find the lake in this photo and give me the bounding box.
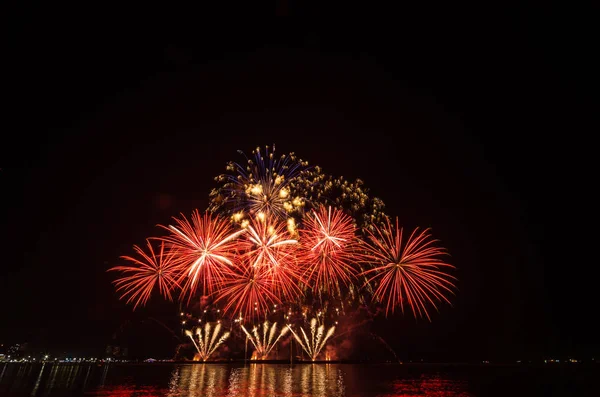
[0,362,597,396]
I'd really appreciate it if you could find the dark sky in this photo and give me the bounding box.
[2,3,596,361]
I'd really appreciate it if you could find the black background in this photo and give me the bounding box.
[2,3,597,362]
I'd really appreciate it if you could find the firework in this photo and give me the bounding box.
[209,145,310,220]
[108,144,458,361]
[299,205,363,298]
[158,210,245,301]
[237,213,304,302]
[287,317,336,361]
[241,321,289,360]
[360,217,456,320]
[291,169,388,233]
[213,261,283,321]
[242,212,298,270]
[209,145,388,233]
[108,239,180,310]
[185,321,231,361]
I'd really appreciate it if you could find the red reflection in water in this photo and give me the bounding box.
[380,374,472,397]
[86,384,168,396]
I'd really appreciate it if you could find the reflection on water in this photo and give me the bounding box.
[0,361,597,396]
[0,362,347,397]
[382,375,472,397]
[165,363,345,397]
[167,364,228,396]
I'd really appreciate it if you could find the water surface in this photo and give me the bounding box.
[0,362,597,396]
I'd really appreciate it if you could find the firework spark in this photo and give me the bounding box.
[158,210,245,300]
[185,322,231,361]
[242,321,289,360]
[299,206,363,298]
[108,239,180,310]
[360,217,456,320]
[287,317,336,361]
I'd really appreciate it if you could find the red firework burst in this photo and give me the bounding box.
[158,210,245,301]
[213,262,282,321]
[108,239,180,310]
[299,205,362,296]
[360,217,456,320]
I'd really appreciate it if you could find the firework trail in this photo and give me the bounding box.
[108,239,180,310]
[287,317,336,361]
[209,145,310,220]
[158,210,245,301]
[185,322,230,361]
[360,217,456,320]
[241,321,289,360]
[299,205,363,298]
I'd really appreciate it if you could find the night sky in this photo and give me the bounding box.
[2,4,596,361]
